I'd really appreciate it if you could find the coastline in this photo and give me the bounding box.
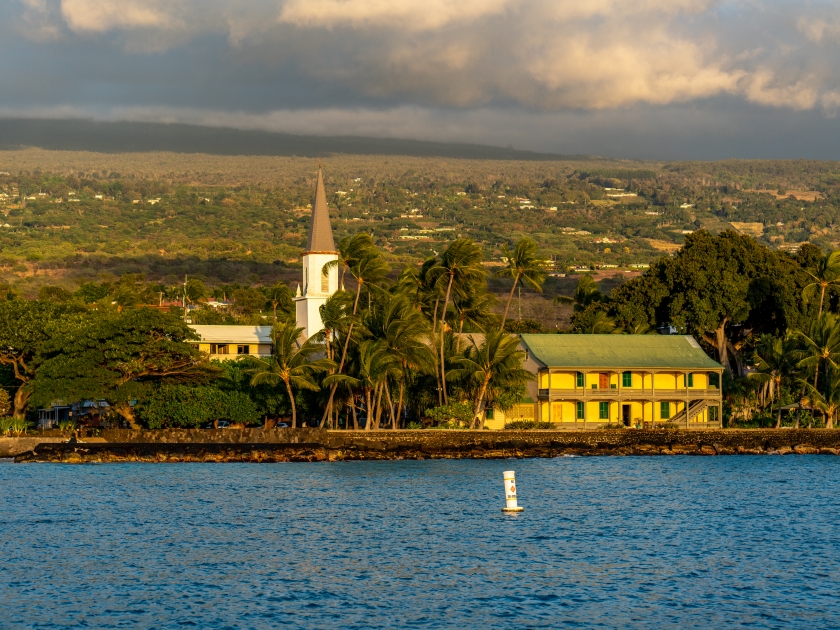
[10,428,840,462]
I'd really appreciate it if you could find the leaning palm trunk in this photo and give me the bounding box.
[321,286,365,426]
[284,378,297,428]
[472,376,491,429]
[500,274,520,329]
[439,275,455,404]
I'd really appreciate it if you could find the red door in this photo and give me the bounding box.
[599,373,609,389]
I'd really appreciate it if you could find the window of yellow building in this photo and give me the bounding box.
[622,371,632,387]
[576,372,584,387]
[599,402,609,419]
[576,402,584,419]
[660,401,671,419]
[687,373,694,387]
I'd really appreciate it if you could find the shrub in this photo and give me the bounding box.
[10,418,31,435]
[659,422,681,430]
[406,421,423,430]
[57,419,76,434]
[138,384,260,428]
[424,402,474,427]
[0,417,12,436]
[602,423,625,430]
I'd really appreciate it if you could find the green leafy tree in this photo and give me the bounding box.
[31,309,218,428]
[137,384,260,428]
[0,301,75,418]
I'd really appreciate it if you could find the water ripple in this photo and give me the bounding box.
[1,457,839,628]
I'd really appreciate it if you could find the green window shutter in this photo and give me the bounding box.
[576,372,584,387]
[622,371,632,387]
[485,408,494,420]
[576,402,584,419]
[687,373,694,387]
[660,401,670,419]
[599,402,609,420]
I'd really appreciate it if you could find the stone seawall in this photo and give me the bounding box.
[14,429,840,462]
[1,437,68,458]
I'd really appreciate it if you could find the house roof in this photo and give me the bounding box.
[189,325,273,345]
[519,334,722,370]
[306,168,336,253]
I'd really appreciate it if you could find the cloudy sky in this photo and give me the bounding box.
[2,0,840,159]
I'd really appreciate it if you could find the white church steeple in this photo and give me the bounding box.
[294,166,339,339]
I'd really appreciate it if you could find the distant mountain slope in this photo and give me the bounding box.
[0,118,579,161]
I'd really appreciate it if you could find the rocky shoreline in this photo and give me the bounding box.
[13,429,840,462]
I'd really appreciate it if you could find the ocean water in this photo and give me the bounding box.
[1,456,838,629]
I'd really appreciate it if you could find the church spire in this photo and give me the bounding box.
[306,167,336,253]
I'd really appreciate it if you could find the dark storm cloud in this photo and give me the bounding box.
[2,0,840,159]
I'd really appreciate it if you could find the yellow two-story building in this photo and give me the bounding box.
[513,334,724,429]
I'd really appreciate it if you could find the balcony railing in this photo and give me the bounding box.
[537,387,721,399]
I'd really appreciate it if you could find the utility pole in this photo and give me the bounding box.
[183,274,188,322]
[518,286,522,322]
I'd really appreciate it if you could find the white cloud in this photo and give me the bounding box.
[60,0,176,32]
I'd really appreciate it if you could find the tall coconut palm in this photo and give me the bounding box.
[323,233,378,290]
[802,250,840,317]
[452,288,497,345]
[429,239,485,404]
[246,323,334,428]
[794,312,840,392]
[365,294,434,428]
[264,282,293,322]
[801,366,840,429]
[320,246,390,424]
[326,339,399,431]
[495,238,547,329]
[749,333,799,428]
[447,331,532,429]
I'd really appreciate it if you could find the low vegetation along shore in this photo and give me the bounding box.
[11,429,840,463]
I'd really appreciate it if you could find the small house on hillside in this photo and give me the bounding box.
[189,325,273,361]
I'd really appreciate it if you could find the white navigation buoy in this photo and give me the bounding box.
[502,470,524,513]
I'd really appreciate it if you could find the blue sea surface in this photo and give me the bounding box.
[1,456,838,629]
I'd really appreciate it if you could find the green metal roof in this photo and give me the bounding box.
[520,334,723,370]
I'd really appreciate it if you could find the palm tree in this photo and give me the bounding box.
[801,366,840,429]
[246,323,334,428]
[326,339,399,430]
[749,334,799,428]
[802,250,840,317]
[555,275,603,312]
[365,294,434,428]
[794,312,840,392]
[448,331,533,429]
[264,282,293,322]
[323,233,378,290]
[320,245,390,424]
[452,288,497,346]
[429,239,485,404]
[495,238,547,328]
[575,311,621,334]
